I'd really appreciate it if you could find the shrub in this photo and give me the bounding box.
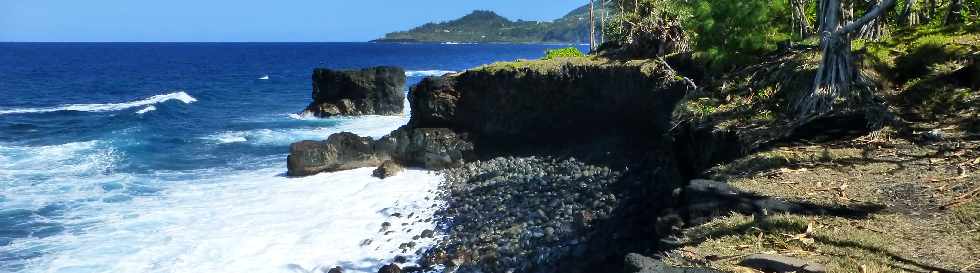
[543,47,585,59]
[688,0,791,69]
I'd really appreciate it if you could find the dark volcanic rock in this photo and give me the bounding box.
[372,160,405,179]
[303,66,406,117]
[377,264,401,273]
[377,127,474,170]
[287,127,473,177]
[327,266,343,273]
[286,132,389,177]
[739,254,827,273]
[624,253,724,273]
[423,157,624,273]
[408,59,688,143]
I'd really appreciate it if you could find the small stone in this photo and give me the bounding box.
[359,239,372,246]
[326,266,343,273]
[393,255,408,263]
[420,229,435,239]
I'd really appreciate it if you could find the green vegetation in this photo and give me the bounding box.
[689,0,790,68]
[374,7,601,43]
[543,47,585,59]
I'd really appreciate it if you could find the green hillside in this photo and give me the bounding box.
[373,6,607,43]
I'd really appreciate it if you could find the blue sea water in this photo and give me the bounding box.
[0,43,586,273]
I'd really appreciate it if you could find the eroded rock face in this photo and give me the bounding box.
[409,59,688,143]
[303,66,406,117]
[378,127,474,170]
[286,127,473,177]
[286,132,389,177]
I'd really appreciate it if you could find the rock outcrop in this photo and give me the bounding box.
[287,132,387,177]
[302,66,406,117]
[409,59,689,143]
[288,59,690,177]
[287,127,473,177]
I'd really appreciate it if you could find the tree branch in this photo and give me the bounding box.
[841,0,897,34]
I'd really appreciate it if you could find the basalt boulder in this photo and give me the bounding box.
[286,132,389,177]
[286,127,473,177]
[302,66,406,117]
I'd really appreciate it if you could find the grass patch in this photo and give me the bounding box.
[542,47,585,60]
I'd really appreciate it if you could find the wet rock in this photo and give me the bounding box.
[287,127,473,177]
[376,127,474,170]
[419,229,434,239]
[738,254,827,273]
[303,66,406,117]
[287,132,389,177]
[373,160,405,179]
[326,266,343,273]
[393,255,408,263]
[378,263,401,273]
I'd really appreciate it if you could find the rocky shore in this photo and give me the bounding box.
[288,56,708,273]
[288,25,978,272]
[421,157,622,272]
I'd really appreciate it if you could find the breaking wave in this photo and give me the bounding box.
[0,91,197,115]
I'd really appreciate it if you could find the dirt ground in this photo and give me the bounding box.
[664,124,980,273]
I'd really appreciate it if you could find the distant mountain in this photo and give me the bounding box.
[373,6,605,43]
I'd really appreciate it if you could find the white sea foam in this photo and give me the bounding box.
[0,91,197,115]
[1,137,444,273]
[12,167,443,273]
[135,105,157,114]
[405,70,456,77]
[259,75,270,80]
[204,114,408,146]
[287,111,319,120]
[0,140,124,213]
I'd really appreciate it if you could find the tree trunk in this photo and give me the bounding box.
[946,0,965,25]
[590,0,596,51]
[791,0,813,38]
[859,0,888,40]
[601,0,608,44]
[799,0,897,118]
[899,0,920,26]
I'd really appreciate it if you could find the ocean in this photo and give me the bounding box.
[0,42,586,273]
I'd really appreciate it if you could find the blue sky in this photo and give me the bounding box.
[0,0,586,42]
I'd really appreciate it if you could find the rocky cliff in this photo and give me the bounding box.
[301,66,406,117]
[410,58,688,141]
[288,57,703,273]
[288,58,693,176]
